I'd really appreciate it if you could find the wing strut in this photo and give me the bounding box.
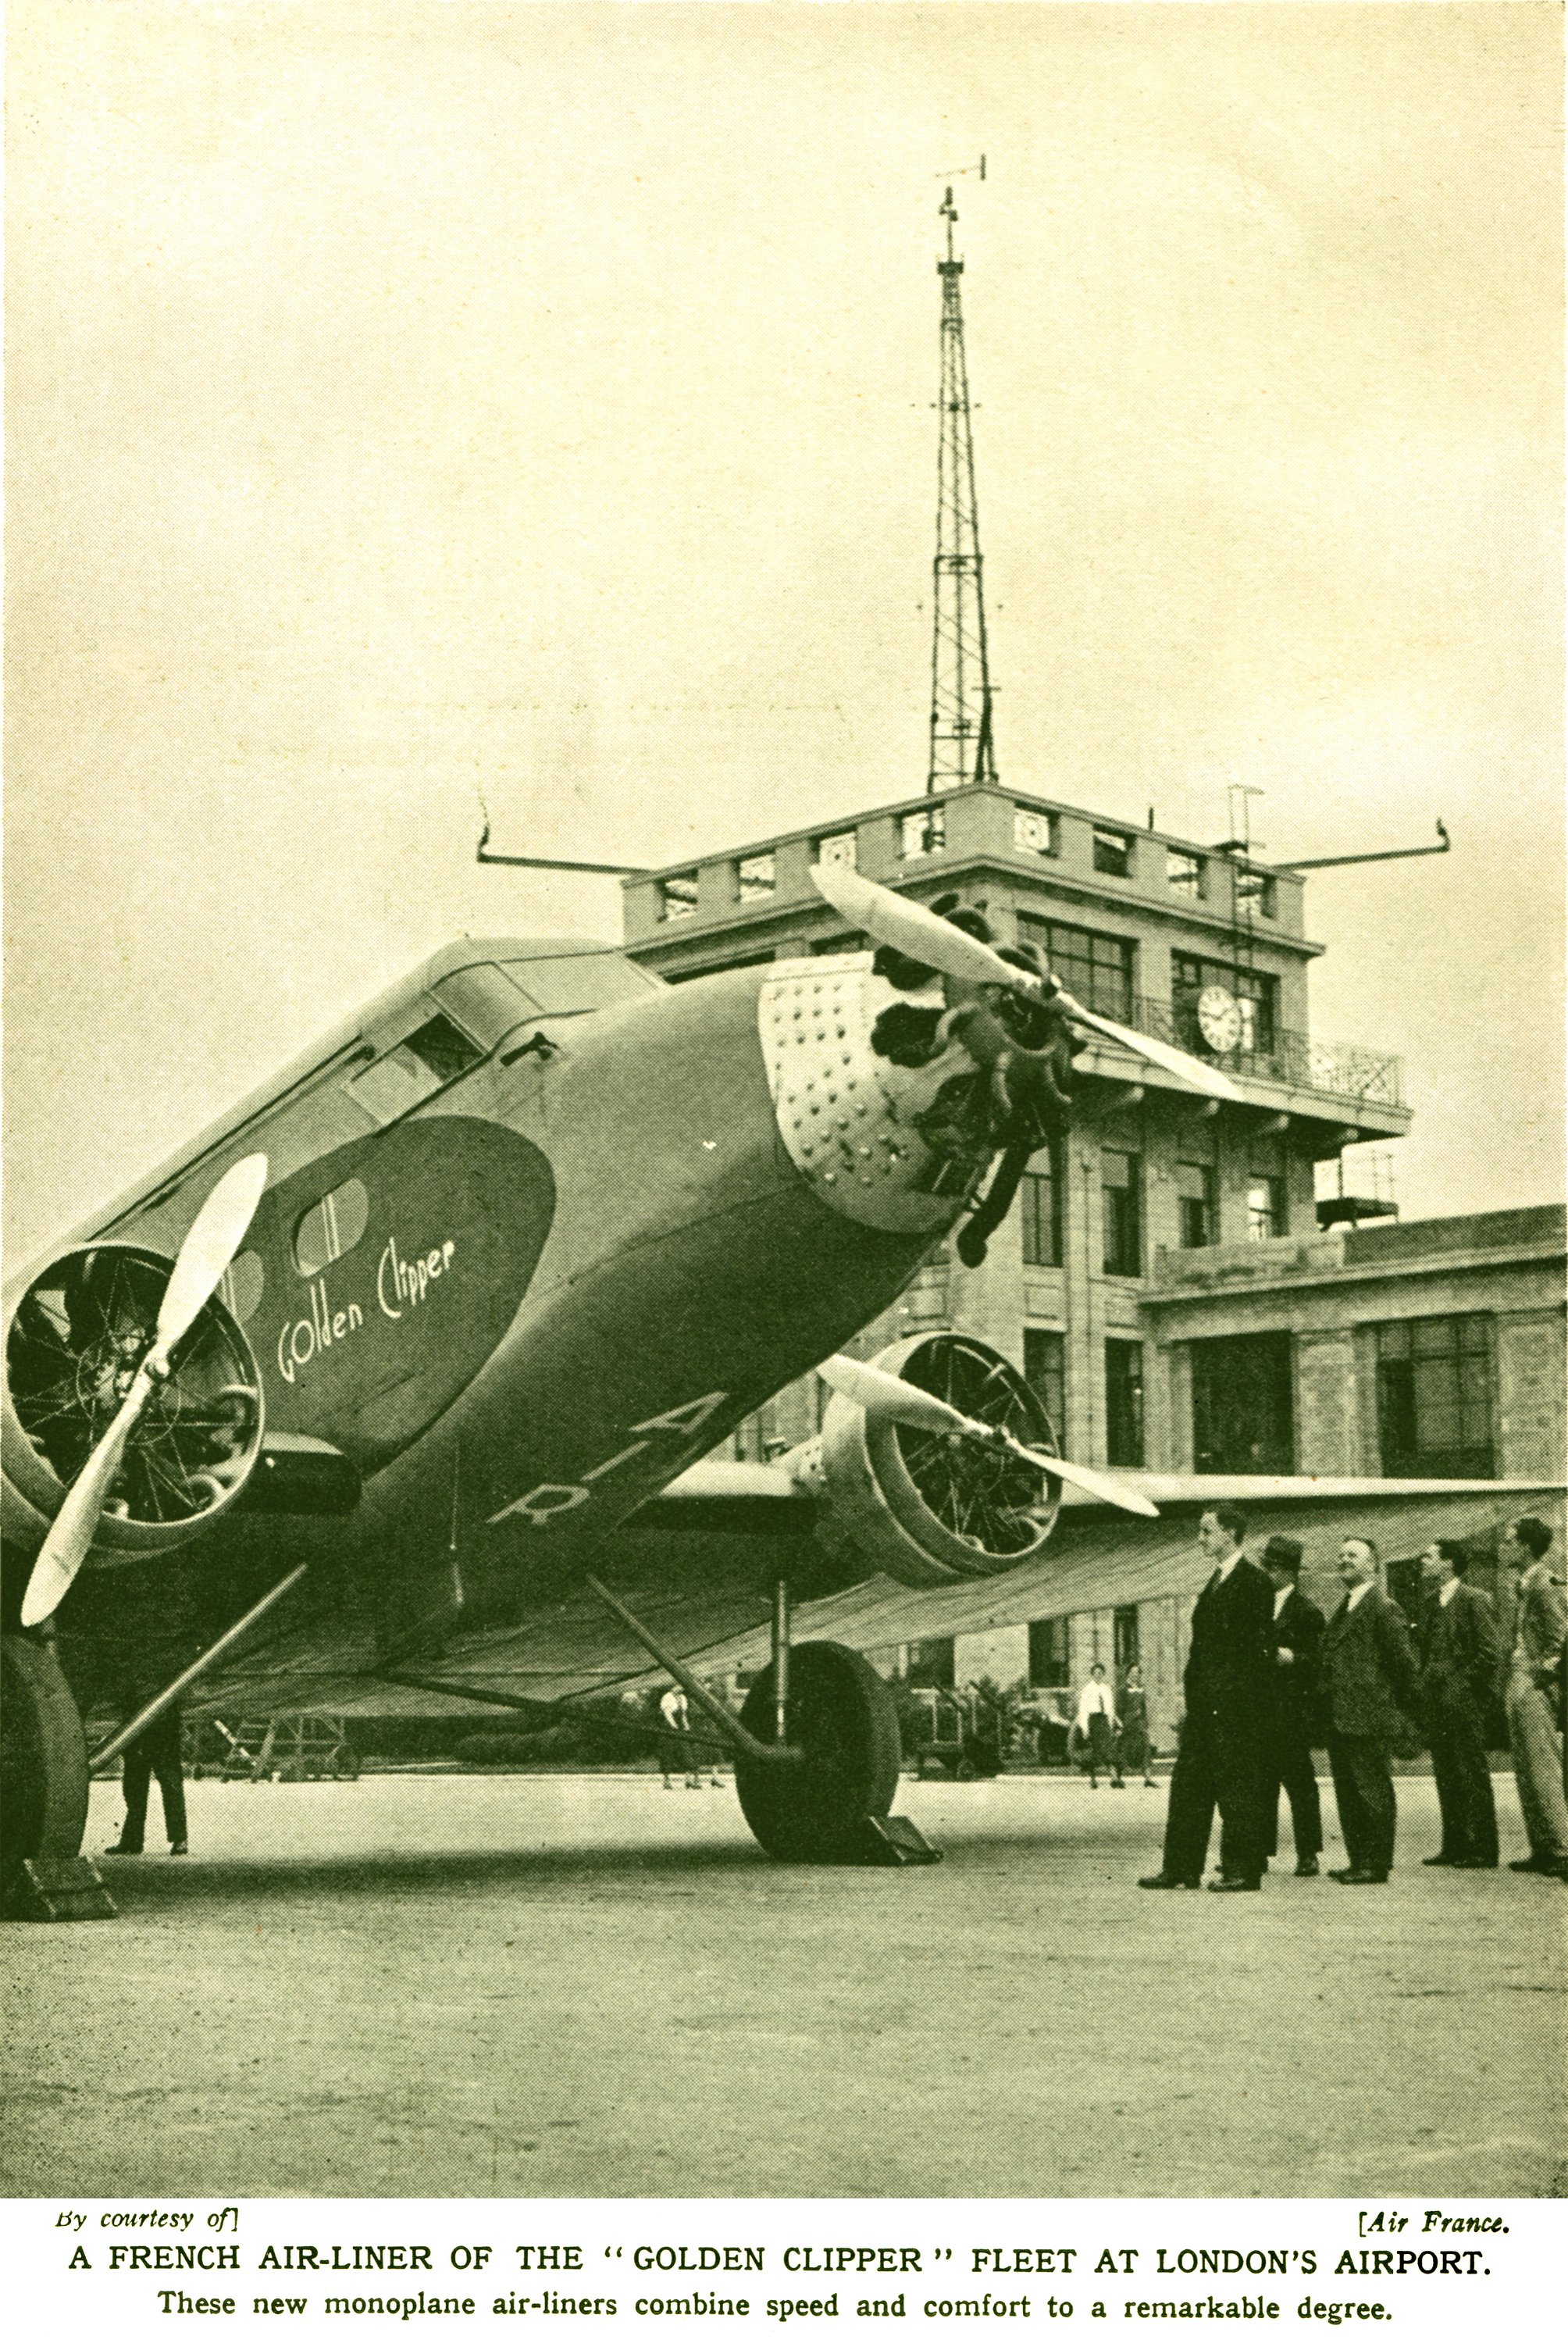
[87,1564,310,1773]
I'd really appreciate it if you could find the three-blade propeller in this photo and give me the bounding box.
[818,1354,1159,1518]
[20,1154,269,1629]
[811,861,1241,1101]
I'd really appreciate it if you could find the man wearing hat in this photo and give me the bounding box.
[1260,1535,1324,1878]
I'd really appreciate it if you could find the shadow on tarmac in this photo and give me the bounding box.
[87,1833,788,1912]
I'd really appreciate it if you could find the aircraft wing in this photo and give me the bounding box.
[1057,1471,1541,1507]
[647,1457,814,1530]
[619,1469,1567,1689]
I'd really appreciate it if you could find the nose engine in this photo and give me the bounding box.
[811,1331,1061,1588]
[2,1245,265,1572]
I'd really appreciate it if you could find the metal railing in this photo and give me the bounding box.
[1111,997,1404,1107]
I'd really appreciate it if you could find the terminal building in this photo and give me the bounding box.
[619,783,1566,1742]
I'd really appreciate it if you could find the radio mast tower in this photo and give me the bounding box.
[927,186,997,795]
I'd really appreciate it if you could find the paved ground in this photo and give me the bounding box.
[4,1770,1563,2199]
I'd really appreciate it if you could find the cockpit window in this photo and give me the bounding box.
[496,953,661,1015]
[293,1179,370,1277]
[403,1014,481,1082]
[432,955,660,1045]
[347,1013,481,1125]
[433,964,537,1046]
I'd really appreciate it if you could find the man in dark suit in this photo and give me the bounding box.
[1416,1539,1501,1869]
[1320,1535,1422,1885]
[1139,1503,1274,1892]
[1260,1534,1324,1878]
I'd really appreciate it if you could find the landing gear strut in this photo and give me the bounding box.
[584,1571,938,1865]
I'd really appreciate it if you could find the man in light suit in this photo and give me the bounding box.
[1499,1517,1568,1881]
[1415,1539,1501,1869]
[1260,1534,1324,1878]
[1320,1535,1422,1885]
[1139,1504,1274,1892]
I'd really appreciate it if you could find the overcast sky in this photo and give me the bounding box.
[5,2,1562,1261]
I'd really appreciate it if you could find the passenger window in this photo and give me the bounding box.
[218,1251,265,1325]
[293,1178,370,1277]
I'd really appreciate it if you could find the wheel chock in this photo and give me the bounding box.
[853,1814,943,1867]
[5,1856,118,1922]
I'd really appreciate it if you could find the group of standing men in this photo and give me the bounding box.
[1138,1504,1566,1892]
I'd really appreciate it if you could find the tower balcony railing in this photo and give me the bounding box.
[1101,997,1405,1109]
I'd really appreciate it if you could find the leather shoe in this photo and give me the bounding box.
[1138,1872,1199,1889]
[1334,1868,1388,1885]
[1509,1854,1552,1873]
[169,1842,189,1857]
[1449,1856,1495,1869]
[102,1842,142,1857]
[1422,1853,1455,1866]
[1208,1876,1260,1892]
[1294,1856,1320,1878]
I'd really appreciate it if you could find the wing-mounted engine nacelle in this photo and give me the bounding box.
[811,1331,1060,1588]
[2,1244,265,1571]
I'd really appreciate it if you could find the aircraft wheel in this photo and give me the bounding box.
[734,1641,900,1861]
[1,1635,90,1903]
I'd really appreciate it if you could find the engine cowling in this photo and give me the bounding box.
[2,1244,265,1571]
[812,1331,1061,1588]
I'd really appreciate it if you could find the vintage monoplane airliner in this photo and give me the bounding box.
[0,869,1531,1903]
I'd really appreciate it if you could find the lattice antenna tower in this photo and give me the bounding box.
[927,187,997,795]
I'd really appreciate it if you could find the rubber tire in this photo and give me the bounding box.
[330,1746,361,1782]
[1,1635,90,1901]
[734,1642,901,1862]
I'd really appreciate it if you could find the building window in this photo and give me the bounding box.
[1102,1147,1142,1278]
[905,1636,956,1689]
[293,1178,370,1278]
[1020,1150,1064,1268]
[1191,1332,1295,1471]
[659,872,700,921]
[1106,1339,1145,1465]
[1236,867,1278,917]
[1092,826,1132,878]
[1246,1175,1286,1242]
[900,806,946,859]
[1166,847,1207,898]
[1176,1160,1218,1248]
[1375,1316,1495,1478]
[1173,954,1278,1059]
[1014,807,1058,858]
[1028,1616,1070,1689]
[1113,1603,1140,1672]
[1020,915,1135,1022]
[816,830,857,873]
[737,852,775,901]
[1023,1328,1066,1439]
